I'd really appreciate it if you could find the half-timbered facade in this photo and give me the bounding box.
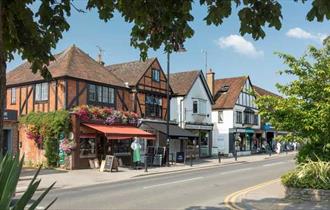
[107,58,171,121]
[6,45,131,116]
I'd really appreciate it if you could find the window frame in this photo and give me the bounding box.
[87,83,115,106]
[145,94,162,118]
[236,111,242,124]
[151,69,160,82]
[192,100,198,114]
[10,87,16,104]
[35,82,49,103]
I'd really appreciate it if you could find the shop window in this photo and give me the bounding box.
[145,95,162,118]
[35,82,49,102]
[152,69,160,82]
[218,111,223,123]
[88,83,115,106]
[236,111,242,124]
[11,88,16,104]
[79,138,96,158]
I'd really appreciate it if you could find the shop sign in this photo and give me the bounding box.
[245,128,254,134]
[185,124,213,130]
[263,123,274,131]
[3,110,17,121]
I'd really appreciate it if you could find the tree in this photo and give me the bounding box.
[0,0,330,153]
[256,40,330,162]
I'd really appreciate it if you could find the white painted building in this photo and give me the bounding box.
[206,71,261,156]
[170,70,214,157]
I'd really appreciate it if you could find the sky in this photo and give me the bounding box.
[7,1,330,94]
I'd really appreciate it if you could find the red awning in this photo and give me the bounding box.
[82,123,155,140]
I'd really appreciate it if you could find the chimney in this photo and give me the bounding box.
[206,68,215,95]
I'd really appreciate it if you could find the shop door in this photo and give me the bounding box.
[199,131,210,157]
[2,129,11,155]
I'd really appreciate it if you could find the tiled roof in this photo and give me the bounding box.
[6,45,125,87]
[213,76,247,109]
[253,85,281,98]
[106,58,156,86]
[169,70,200,96]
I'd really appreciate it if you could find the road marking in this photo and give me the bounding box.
[220,167,252,175]
[224,178,280,210]
[143,177,204,189]
[263,161,285,167]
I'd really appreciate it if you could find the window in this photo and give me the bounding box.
[145,95,162,118]
[152,69,160,82]
[199,100,206,115]
[218,111,223,123]
[11,88,16,104]
[193,101,198,114]
[79,138,96,158]
[35,82,49,102]
[88,84,96,101]
[254,114,259,125]
[88,84,115,105]
[236,111,242,124]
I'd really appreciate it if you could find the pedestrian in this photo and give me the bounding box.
[276,142,281,154]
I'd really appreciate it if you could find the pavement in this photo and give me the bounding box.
[226,178,330,210]
[29,154,297,209]
[17,152,296,193]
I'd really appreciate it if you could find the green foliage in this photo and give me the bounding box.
[0,154,56,210]
[256,40,330,162]
[281,159,330,190]
[20,110,70,167]
[296,140,330,163]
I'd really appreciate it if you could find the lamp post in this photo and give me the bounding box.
[166,46,186,167]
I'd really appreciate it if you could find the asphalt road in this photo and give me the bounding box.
[39,155,295,210]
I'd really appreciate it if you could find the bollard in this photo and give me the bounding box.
[190,153,193,167]
[218,152,221,163]
[144,155,148,172]
[234,150,238,161]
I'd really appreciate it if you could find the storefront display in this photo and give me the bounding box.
[79,137,97,158]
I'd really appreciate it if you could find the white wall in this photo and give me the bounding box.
[212,109,233,154]
[171,76,212,126]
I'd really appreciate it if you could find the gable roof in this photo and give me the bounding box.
[253,85,281,98]
[170,70,200,96]
[213,76,248,109]
[6,45,125,87]
[170,70,214,103]
[106,58,156,86]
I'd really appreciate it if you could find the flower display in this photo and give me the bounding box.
[26,124,42,144]
[73,105,139,125]
[60,138,76,155]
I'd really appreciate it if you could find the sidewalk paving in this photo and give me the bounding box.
[17,152,296,193]
[234,178,330,210]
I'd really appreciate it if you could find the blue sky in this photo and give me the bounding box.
[7,1,329,93]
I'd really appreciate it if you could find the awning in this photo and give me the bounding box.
[82,123,155,140]
[140,121,198,139]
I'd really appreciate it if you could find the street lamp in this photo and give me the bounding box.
[166,45,186,167]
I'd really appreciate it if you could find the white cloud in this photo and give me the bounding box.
[216,35,264,58]
[286,27,327,43]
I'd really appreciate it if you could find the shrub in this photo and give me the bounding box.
[281,159,330,190]
[296,141,330,164]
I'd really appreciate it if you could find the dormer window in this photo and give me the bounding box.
[152,69,160,82]
[220,85,230,92]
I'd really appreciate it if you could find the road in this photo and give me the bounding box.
[40,155,295,210]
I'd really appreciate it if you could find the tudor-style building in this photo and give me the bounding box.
[169,70,214,158]
[106,60,197,164]
[206,70,261,156]
[5,45,157,168]
[253,85,287,150]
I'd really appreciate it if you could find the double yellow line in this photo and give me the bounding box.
[224,178,281,210]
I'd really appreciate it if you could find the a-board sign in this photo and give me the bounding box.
[100,155,118,172]
[176,152,185,163]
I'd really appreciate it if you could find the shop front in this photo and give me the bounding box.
[139,120,198,165]
[184,123,213,158]
[69,114,155,169]
[229,127,260,156]
[2,109,18,155]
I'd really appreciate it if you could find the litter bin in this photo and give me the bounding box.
[153,154,163,166]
